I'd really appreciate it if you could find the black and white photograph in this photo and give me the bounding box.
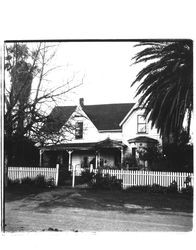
[2,39,193,233]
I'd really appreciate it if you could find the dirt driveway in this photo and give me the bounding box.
[4,186,193,232]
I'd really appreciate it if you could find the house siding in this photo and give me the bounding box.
[60,106,123,143]
[122,110,162,148]
[42,102,162,171]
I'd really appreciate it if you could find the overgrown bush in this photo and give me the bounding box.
[163,142,193,172]
[124,184,167,193]
[7,178,20,186]
[21,177,34,185]
[181,186,193,195]
[167,180,178,193]
[90,173,122,190]
[46,177,55,187]
[7,175,55,188]
[124,181,178,194]
[5,135,39,166]
[34,175,46,187]
[122,155,138,170]
[80,170,95,184]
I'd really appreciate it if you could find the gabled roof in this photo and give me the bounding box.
[43,106,76,132]
[44,102,135,132]
[83,103,135,130]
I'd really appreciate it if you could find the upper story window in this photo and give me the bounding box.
[75,122,83,139]
[137,115,147,133]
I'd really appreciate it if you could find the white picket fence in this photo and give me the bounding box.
[8,165,59,186]
[7,166,194,191]
[92,169,194,191]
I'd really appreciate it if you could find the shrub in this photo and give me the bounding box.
[149,184,167,193]
[181,186,193,195]
[21,177,33,185]
[124,184,167,193]
[34,175,46,187]
[91,173,122,190]
[7,178,20,186]
[163,142,193,172]
[167,180,178,193]
[184,176,192,187]
[124,182,179,194]
[7,175,55,189]
[124,185,150,193]
[80,170,95,184]
[46,177,55,187]
[122,155,138,170]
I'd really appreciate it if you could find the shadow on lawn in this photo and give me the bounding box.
[5,185,193,215]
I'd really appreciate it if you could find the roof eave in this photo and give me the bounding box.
[98,129,122,133]
[119,103,136,127]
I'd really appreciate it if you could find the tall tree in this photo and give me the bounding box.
[4,42,83,167]
[131,41,193,142]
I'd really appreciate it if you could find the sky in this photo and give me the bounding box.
[44,41,142,107]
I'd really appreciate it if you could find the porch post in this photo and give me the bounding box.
[95,151,98,169]
[67,150,73,171]
[120,147,124,166]
[39,149,44,167]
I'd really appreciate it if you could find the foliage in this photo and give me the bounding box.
[4,42,82,165]
[132,41,193,141]
[80,170,95,184]
[34,175,47,187]
[5,135,39,166]
[124,181,178,194]
[90,173,122,190]
[181,176,193,195]
[7,178,20,186]
[4,42,83,180]
[46,177,55,187]
[122,155,138,170]
[181,186,193,195]
[137,145,163,163]
[7,175,55,188]
[184,176,192,187]
[163,143,193,172]
[21,177,34,185]
[124,184,166,193]
[167,180,178,193]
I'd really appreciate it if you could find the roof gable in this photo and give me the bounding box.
[83,103,134,130]
[45,102,135,132]
[44,106,76,132]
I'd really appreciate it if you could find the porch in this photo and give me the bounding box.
[40,138,126,174]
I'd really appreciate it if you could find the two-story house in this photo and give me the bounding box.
[40,98,161,172]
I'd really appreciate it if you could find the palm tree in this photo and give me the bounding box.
[132,40,193,142]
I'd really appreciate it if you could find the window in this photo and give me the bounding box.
[75,122,83,139]
[137,115,147,133]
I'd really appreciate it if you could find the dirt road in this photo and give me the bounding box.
[4,187,193,232]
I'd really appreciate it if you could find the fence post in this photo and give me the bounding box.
[55,164,59,186]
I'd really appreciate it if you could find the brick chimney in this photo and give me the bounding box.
[79,98,84,107]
